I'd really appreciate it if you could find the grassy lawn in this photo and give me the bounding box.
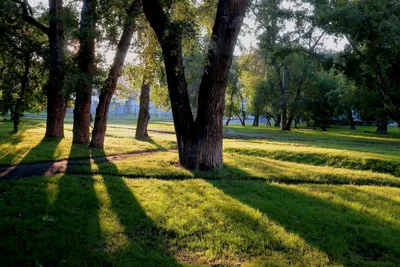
[1,120,400,265]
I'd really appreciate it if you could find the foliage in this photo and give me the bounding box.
[0,1,47,123]
[311,0,400,123]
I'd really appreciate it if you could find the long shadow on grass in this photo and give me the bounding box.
[0,144,105,266]
[0,173,50,265]
[93,154,180,266]
[32,145,107,265]
[0,137,63,177]
[210,179,400,266]
[225,148,400,177]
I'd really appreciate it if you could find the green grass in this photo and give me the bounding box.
[1,120,400,265]
[1,175,400,266]
[0,119,175,165]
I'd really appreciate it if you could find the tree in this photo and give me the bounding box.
[311,0,400,126]
[90,0,142,148]
[236,50,266,126]
[143,0,249,169]
[0,0,46,132]
[72,0,97,144]
[254,0,328,130]
[12,0,68,138]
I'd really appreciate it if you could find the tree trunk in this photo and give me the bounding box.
[135,80,150,138]
[280,63,288,131]
[348,109,356,130]
[253,114,260,126]
[285,116,293,131]
[241,109,246,126]
[236,114,244,126]
[73,0,97,144]
[144,0,248,170]
[195,0,248,170]
[376,116,388,134]
[90,0,142,149]
[274,114,281,127]
[45,0,67,138]
[225,117,231,126]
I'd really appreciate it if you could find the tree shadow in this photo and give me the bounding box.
[135,136,168,151]
[210,178,400,265]
[0,137,63,178]
[93,154,180,266]
[225,147,400,177]
[0,143,106,266]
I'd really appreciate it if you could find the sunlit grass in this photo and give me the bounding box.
[0,121,168,165]
[1,175,400,265]
[2,120,400,265]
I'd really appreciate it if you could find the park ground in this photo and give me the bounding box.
[1,115,400,266]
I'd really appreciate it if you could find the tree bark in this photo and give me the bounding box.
[376,116,388,134]
[135,80,150,138]
[73,0,97,144]
[90,0,142,148]
[348,109,356,130]
[144,0,248,169]
[274,113,281,127]
[45,0,67,138]
[280,63,288,131]
[253,114,260,126]
[236,114,244,126]
[195,0,248,169]
[225,117,231,126]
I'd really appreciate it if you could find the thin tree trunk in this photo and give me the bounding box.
[236,114,244,125]
[90,0,142,148]
[225,89,235,126]
[73,0,97,144]
[135,80,150,138]
[280,63,287,130]
[45,0,67,138]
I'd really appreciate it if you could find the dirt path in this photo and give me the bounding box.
[0,149,165,180]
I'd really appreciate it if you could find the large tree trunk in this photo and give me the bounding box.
[376,116,388,134]
[90,0,142,148]
[45,0,67,138]
[135,80,150,138]
[73,0,97,144]
[144,0,248,170]
[253,114,260,126]
[144,0,202,169]
[195,0,248,169]
[274,114,281,127]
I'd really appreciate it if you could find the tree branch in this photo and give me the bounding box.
[12,0,49,36]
